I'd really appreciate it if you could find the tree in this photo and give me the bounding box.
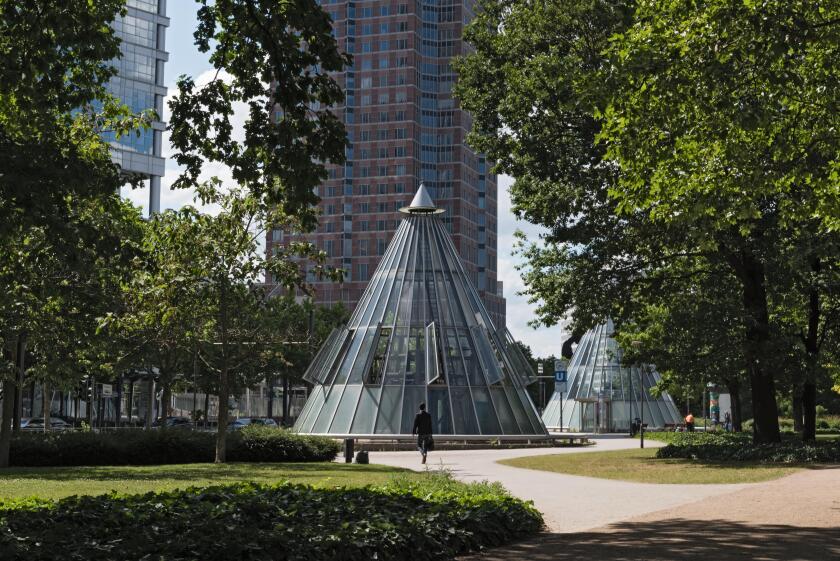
[0,0,153,465]
[456,0,840,443]
[168,0,351,227]
[102,210,209,428]
[600,0,840,442]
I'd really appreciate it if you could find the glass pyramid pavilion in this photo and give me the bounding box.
[542,319,682,432]
[294,185,548,438]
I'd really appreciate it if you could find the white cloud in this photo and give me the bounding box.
[496,174,570,358]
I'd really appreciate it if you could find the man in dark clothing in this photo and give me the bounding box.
[412,403,433,464]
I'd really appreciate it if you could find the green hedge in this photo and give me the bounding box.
[8,426,339,466]
[0,476,543,561]
[655,432,840,463]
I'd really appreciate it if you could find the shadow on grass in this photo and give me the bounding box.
[463,519,840,561]
[0,462,409,482]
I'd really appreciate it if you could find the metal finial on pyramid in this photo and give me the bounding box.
[294,187,547,438]
[400,183,445,214]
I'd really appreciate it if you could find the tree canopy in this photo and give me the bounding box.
[456,0,840,442]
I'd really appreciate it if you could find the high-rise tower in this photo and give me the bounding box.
[268,0,506,329]
[107,0,169,214]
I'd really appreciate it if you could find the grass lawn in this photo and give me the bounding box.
[0,462,418,500]
[499,448,801,484]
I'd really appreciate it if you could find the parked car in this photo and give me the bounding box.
[227,417,278,431]
[151,416,193,430]
[20,417,71,431]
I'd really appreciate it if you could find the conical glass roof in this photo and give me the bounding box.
[295,186,547,437]
[542,319,682,432]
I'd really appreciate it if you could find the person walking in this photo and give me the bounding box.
[724,411,732,432]
[412,403,433,464]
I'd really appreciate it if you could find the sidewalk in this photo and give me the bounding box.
[460,466,840,561]
[370,437,749,533]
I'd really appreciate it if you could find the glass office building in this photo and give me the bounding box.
[542,319,682,432]
[107,0,169,213]
[294,185,546,437]
[267,0,506,330]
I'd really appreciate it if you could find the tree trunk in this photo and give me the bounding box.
[12,334,24,432]
[282,375,290,426]
[802,380,817,442]
[161,382,172,419]
[726,379,743,432]
[725,246,780,443]
[86,377,95,428]
[0,379,13,467]
[145,378,154,429]
[215,281,230,463]
[42,382,50,433]
[267,376,275,419]
[792,385,804,433]
[203,391,210,430]
[801,256,821,443]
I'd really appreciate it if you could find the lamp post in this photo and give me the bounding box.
[631,341,645,448]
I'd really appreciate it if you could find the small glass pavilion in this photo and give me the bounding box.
[541,319,682,432]
[294,185,548,438]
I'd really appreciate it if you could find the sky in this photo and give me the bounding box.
[123,2,570,357]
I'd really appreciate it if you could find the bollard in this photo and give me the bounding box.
[344,438,354,463]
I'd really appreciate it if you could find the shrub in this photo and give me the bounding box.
[8,427,339,467]
[655,432,840,464]
[0,476,543,561]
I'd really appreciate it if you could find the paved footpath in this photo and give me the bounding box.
[371,437,840,561]
[370,437,749,533]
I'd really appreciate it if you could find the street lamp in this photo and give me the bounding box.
[631,341,645,449]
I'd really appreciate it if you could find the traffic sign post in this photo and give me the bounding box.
[554,362,567,432]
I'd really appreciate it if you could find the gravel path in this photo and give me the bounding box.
[370,436,750,533]
[461,465,840,561]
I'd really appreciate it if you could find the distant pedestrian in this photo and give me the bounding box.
[412,403,433,464]
[685,412,695,432]
[724,411,732,432]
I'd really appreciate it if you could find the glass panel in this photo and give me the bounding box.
[365,327,392,385]
[490,388,518,434]
[450,387,479,434]
[303,327,341,383]
[516,387,544,434]
[348,327,378,384]
[471,326,504,385]
[374,385,403,433]
[351,386,381,434]
[400,386,426,434]
[471,386,502,435]
[443,328,467,385]
[425,322,441,384]
[428,387,452,434]
[311,387,343,433]
[329,384,362,434]
[383,326,408,384]
[333,329,365,385]
[459,329,482,386]
[404,327,425,385]
[295,387,325,433]
[324,329,355,385]
[504,384,536,433]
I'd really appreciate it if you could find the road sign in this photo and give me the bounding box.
[537,363,544,375]
[554,365,567,383]
[100,384,113,397]
[555,382,567,393]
